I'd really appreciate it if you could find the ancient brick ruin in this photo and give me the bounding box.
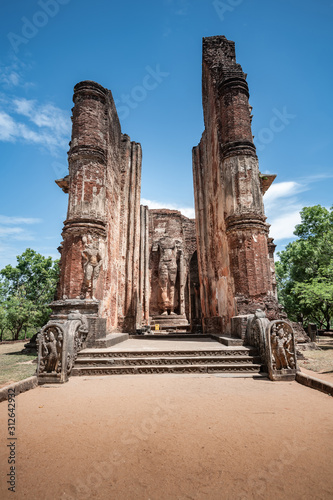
[55,81,142,336]
[37,36,298,384]
[193,36,279,334]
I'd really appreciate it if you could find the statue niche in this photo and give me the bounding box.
[153,236,182,315]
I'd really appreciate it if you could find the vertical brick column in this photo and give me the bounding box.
[57,81,108,301]
[193,36,279,333]
[218,63,275,309]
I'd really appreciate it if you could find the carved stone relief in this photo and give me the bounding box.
[82,235,103,299]
[37,324,64,374]
[266,320,298,381]
[153,236,182,315]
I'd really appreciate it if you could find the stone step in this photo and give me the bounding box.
[93,333,129,348]
[211,335,246,347]
[72,363,262,376]
[131,334,207,339]
[75,355,262,367]
[77,348,258,359]
[150,325,191,332]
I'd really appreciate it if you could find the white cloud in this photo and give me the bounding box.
[0,97,71,155]
[268,210,302,240]
[13,98,71,136]
[0,59,33,89]
[264,182,303,241]
[263,181,306,209]
[0,111,17,141]
[0,227,24,236]
[264,174,332,242]
[0,226,35,241]
[0,215,42,225]
[0,214,41,252]
[141,198,195,219]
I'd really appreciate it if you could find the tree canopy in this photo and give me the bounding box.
[275,205,333,330]
[0,249,59,340]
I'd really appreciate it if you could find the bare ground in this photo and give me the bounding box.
[0,374,332,500]
[298,339,333,383]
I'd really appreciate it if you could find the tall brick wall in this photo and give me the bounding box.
[57,81,142,333]
[193,36,279,334]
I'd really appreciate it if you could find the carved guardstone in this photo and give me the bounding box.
[265,320,298,381]
[37,312,89,384]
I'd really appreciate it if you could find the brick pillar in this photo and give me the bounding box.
[139,205,150,324]
[58,81,107,301]
[179,250,185,316]
[193,36,279,333]
[217,48,275,313]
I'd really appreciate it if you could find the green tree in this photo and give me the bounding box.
[276,205,333,330]
[0,249,59,340]
[0,303,8,342]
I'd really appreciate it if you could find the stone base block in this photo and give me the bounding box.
[38,372,66,385]
[269,369,297,382]
[202,317,223,334]
[50,299,99,319]
[151,314,189,330]
[93,333,129,348]
[231,315,253,339]
[85,318,107,347]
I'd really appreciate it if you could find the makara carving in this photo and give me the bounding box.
[248,309,269,362]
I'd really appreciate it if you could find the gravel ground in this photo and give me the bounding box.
[0,373,332,500]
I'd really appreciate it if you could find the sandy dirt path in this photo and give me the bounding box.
[0,374,332,500]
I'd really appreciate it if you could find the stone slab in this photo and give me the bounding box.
[211,335,246,347]
[80,338,254,353]
[296,371,333,397]
[94,333,129,348]
[0,376,38,403]
[72,363,261,376]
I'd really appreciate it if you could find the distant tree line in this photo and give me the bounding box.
[0,249,59,341]
[276,205,333,330]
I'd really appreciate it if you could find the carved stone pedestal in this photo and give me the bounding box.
[150,314,190,332]
[37,299,107,384]
[245,311,298,380]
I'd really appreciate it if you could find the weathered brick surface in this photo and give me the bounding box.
[53,40,280,339]
[57,81,142,333]
[193,36,279,333]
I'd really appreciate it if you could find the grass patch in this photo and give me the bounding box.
[298,347,333,374]
[0,342,37,388]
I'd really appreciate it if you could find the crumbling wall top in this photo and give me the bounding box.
[202,35,246,83]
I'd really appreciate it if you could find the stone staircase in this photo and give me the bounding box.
[72,336,262,376]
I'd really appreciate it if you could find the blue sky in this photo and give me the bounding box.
[0,0,332,269]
